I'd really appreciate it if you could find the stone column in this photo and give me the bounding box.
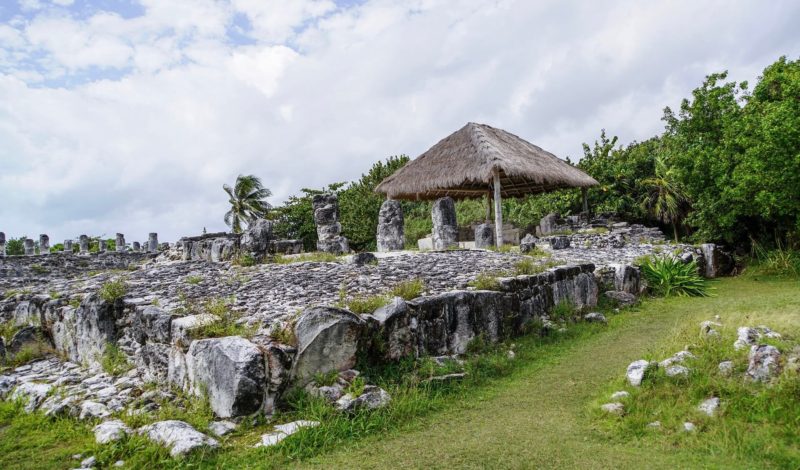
[79,235,89,254]
[312,194,349,254]
[148,233,158,253]
[132,241,141,252]
[99,240,107,252]
[63,240,73,253]
[39,234,50,255]
[377,200,404,252]
[116,233,125,252]
[474,223,494,249]
[431,197,458,250]
[0,232,5,257]
[24,238,35,256]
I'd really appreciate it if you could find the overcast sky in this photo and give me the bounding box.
[1,0,798,243]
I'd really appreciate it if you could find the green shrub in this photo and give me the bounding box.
[640,256,709,297]
[193,297,253,338]
[101,343,132,376]
[342,294,390,314]
[752,243,800,277]
[468,274,502,291]
[389,279,425,300]
[233,252,257,267]
[550,300,576,321]
[98,279,127,303]
[185,275,203,285]
[345,375,366,397]
[271,323,297,346]
[313,370,340,387]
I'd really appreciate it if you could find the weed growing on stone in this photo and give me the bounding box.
[313,370,340,387]
[7,341,53,367]
[344,376,366,397]
[468,274,502,291]
[388,279,425,300]
[514,258,558,275]
[185,275,203,285]
[98,279,127,303]
[194,297,254,339]
[342,294,390,314]
[48,290,60,300]
[0,322,21,342]
[100,343,133,376]
[30,264,48,275]
[233,252,257,267]
[273,252,341,264]
[68,296,82,309]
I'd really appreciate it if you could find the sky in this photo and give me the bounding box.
[0,0,798,244]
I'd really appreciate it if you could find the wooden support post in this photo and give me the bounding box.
[485,191,492,224]
[581,187,588,213]
[493,169,503,248]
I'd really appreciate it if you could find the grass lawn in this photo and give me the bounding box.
[1,274,797,469]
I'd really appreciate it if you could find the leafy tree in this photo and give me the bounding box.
[223,174,272,233]
[5,237,25,256]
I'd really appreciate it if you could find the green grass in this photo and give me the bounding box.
[313,370,340,387]
[513,257,559,275]
[100,343,133,376]
[273,253,341,264]
[467,273,502,291]
[192,297,254,339]
[184,275,203,285]
[339,294,390,314]
[388,279,425,300]
[1,276,797,469]
[98,279,127,303]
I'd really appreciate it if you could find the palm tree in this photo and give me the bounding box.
[639,156,688,243]
[223,174,272,233]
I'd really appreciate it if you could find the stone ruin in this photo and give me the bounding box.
[169,220,303,263]
[376,200,404,252]
[431,196,458,250]
[313,193,349,254]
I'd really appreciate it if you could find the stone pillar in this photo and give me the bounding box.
[39,234,50,254]
[312,194,349,254]
[148,233,158,253]
[24,238,35,256]
[377,200,404,252]
[474,223,495,249]
[0,232,5,257]
[133,241,141,252]
[116,233,125,252]
[79,235,89,254]
[99,240,107,252]
[431,197,458,250]
[63,240,73,253]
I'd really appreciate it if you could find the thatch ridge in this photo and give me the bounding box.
[375,122,598,200]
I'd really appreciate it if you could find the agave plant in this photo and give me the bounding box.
[639,255,709,297]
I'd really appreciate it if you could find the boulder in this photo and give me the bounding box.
[292,307,364,385]
[626,360,656,386]
[549,236,570,250]
[254,420,320,448]
[376,200,404,252]
[474,224,495,249]
[600,402,624,415]
[335,385,391,412]
[665,365,689,377]
[583,312,607,324]
[610,264,640,294]
[79,400,111,420]
[683,422,696,432]
[700,243,734,278]
[431,197,458,250]
[538,213,559,236]
[10,382,52,412]
[697,397,719,417]
[519,233,537,254]
[746,344,781,382]
[134,306,172,344]
[362,297,415,361]
[94,419,131,444]
[186,336,266,418]
[138,420,219,457]
[240,219,273,258]
[603,291,637,307]
[659,350,695,368]
[718,360,734,376]
[734,327,759,351]
[208,420,237,437]
[313,194,349,254]
[351,252,377,266]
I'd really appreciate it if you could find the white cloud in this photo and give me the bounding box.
[0,0,799,244]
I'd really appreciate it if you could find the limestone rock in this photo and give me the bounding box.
[700,243,734,278]
[583,312,607,324]
[335,385,391,412]
[8,326,41,354]
[362,297,415,361]
[550,236,570,250]
[603,291,637,307]
[697,397,719,417]
[746,344,781,382]
[626,360,656,386]
[351,253,377,266]
[431,197,458,250]
[734,327,759,351]
[600,402,625,415]
[376,200,404,252]
[171,314,219,350]
[94,419,131,444]
[255,420,320,448]
[138,420,219,457]
[186,336,266,418]
[538,213,559,236]
[700,320,722,337]
[718,360,734,376]
[313,194,348,254]
[519,233,537,253]
[134,306,172,344]
[80,400,111,420]
[610,264,640,294]
[659,350,695,368]
[610,391,630,400]
[292,307,364,385]
[683,422,696,432]
[208,420,237,437]
[240,219,273,259]
[665,365,690,377]
[474,224,495,249]
[11,382,52,412]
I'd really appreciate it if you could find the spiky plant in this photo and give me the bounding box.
[223,174,272,233]
[639,255,709,297]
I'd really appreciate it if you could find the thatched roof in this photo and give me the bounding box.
[375,122,598,200]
